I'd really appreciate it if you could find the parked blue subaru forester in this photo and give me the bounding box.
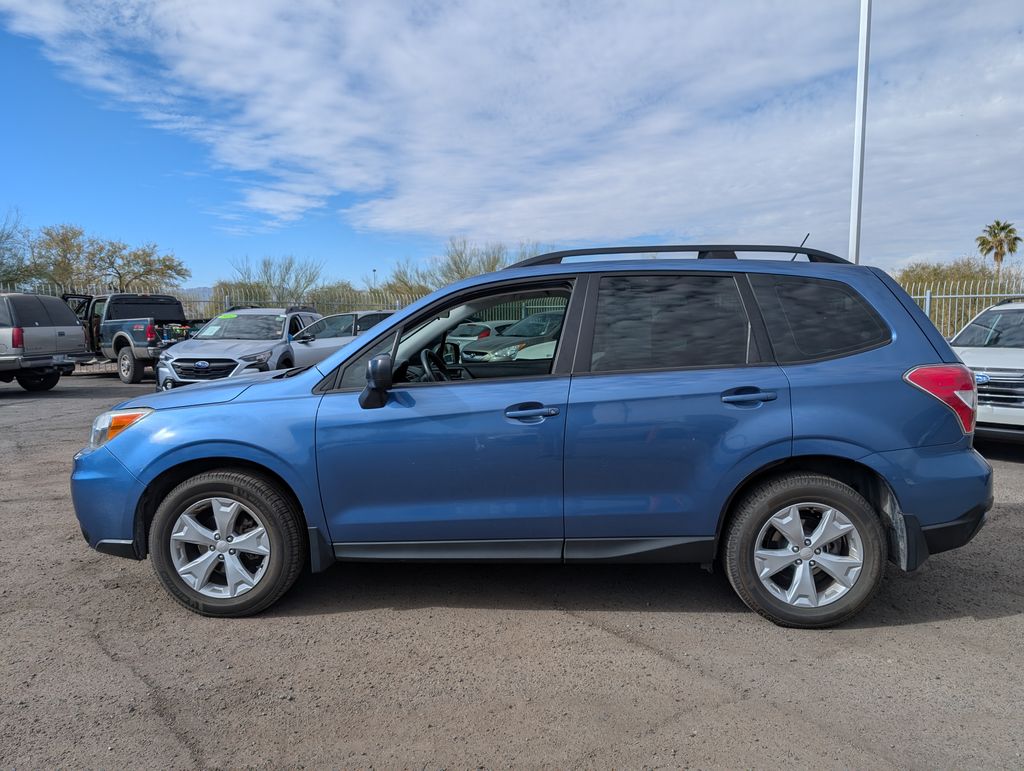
[71,246,992,627]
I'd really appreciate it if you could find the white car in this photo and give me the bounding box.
[291,311,393,367]
[448,320,517,360]
[951,298,1024,441]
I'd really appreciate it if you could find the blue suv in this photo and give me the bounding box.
[71,246,993,627]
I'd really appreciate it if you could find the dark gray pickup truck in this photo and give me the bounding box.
[64,293,191,383]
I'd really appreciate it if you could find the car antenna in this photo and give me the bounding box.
[791,233,810,261]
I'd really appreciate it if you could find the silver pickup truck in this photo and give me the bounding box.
[0,292,88,391]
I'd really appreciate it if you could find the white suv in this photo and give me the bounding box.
[951,297,1024,440]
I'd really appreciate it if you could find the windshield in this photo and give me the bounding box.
[195,313,285,340]
[503,312,562,338]
[952,309,1024,348]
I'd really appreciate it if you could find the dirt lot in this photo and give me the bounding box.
[1,375,1023,768]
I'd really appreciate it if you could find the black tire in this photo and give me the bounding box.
[723,473,886,629]
[276,358,292,370]
[149,470,306,617]
[16,371,61,391]
[118,347,144,384]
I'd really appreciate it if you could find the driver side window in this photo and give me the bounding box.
[388,281,573,386]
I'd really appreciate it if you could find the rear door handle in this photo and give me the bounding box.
[505,403,560,420]
[721,390,778,404]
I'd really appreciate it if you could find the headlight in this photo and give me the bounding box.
[241,350,272,364]
[89,408,153,449]
[158,350,173,362]
[490,343,527,360]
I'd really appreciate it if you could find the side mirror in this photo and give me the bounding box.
[443,341,460,365]
[296,332,314,343]
[359,353,393,409]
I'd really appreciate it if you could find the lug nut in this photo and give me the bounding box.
[229,549,236,555]
[226,536,233,543]
[208,545,215,551]
[814,548,821,554]
[214,533,221,540]
[791,546,799,553]
[809,560,816,567]
[796,559,802,565]
[804,539,811,546]
[218,555,225,561]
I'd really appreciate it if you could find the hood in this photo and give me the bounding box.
[166,338,280,358]
[117,370,282,410]
[953,346,1024,371]
[462,334,547,354]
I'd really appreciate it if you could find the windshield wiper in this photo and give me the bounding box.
[275,365,314,379]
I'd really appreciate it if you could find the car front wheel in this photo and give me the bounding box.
[723,473,886,628]
[149,470,305,616]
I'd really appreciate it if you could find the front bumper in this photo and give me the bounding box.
[155,358,269,390]
[71,445,146,559]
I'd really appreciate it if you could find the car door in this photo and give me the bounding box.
[562,272,792,559]
[294,314,357,367]
[314,277,582,557]
[39,295,86,355]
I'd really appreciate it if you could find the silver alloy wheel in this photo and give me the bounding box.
[119,352,132,379]
[753,502,864,608]
[168,497,271,598]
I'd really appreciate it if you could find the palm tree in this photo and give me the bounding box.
[976,220,1021,271]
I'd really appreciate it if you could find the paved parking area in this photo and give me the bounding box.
[1,375,1023,768]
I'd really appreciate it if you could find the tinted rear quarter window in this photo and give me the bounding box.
[750,274,889,363]
[0,298,11,326]
[8,295,49,327]
[38,295,82,326]
[589,274,751,372]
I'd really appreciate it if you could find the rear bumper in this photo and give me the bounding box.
[975,422,1024,442]
[901,499,991,571]
[0,354,76,373]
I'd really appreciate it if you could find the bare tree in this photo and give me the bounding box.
[0,208,31,285]
[376,238,541,293]
[225,256,325,304]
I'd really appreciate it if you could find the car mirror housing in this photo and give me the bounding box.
[359,353,393,409]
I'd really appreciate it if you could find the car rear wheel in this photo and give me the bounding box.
[16,371,61,391]
[723,473,886,628]
[118,348,144,384]
[149,470,305,616]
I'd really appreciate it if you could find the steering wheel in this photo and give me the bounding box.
[419,348,452,382]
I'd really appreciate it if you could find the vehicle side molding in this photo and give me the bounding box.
[563,537,715,563]
[333,539,563,562]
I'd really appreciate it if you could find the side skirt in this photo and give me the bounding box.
[331,537,715,564]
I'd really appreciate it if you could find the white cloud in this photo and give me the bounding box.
[1,0,1022,267]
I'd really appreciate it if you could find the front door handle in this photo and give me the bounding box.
[505,403,560,420]
[721,389,778,404]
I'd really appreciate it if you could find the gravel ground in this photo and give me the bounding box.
[1,375,1023,769]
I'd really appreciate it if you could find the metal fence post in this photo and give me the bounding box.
[923,289,932,318]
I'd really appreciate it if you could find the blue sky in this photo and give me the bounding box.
[1,1,1022,287]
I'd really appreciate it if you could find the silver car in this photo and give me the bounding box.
[155,306,321,390]
[291,310,393,367]
[1,292,87,391]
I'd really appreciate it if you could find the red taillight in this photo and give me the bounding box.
[145,324,157,341]
[904,364,977,434]
[11,326,24,348]
[477,329,491,339]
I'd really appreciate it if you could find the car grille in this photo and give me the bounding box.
[172,358,237,380]
[972,367,1024,408]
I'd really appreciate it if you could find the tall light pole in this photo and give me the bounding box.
[848,0,872,264]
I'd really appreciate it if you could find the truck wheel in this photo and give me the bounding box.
[149,470,306,616]
[723,473,886,629]
[16,371,61,391]
[118,348,144,384]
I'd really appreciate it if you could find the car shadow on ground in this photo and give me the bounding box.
[267,556,1023,629]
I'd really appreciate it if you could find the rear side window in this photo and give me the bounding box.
[8,295,49,327]
[589,274,751,372]
[0,299,10,326]
[38,295,82,326]
[357,313,391,333]
[750,274,890,363]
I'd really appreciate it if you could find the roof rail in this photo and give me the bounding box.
[285,305,317,314]
[994,296,1024,306]
[507,244,850,269]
